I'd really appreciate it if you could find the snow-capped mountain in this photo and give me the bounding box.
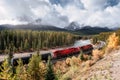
[64,22,81,31]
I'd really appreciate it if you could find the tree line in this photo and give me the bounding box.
[0,30,78,54]
[92,29,120,44]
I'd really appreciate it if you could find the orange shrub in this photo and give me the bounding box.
[83,54,89,60]
[71,56,81,66]
[92,49,103,61]
[107,33,119,49]
[65,56,81,66]
[66,58,71,66]
[105,33,119,54]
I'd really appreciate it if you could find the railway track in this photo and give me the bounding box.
[0,50,51,64]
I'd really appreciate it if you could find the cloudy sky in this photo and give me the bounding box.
[0,0,120,28]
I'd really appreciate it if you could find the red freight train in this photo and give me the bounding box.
[52,47,80,58]
[51,43,93,59]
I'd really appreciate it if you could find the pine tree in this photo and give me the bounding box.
[79,51,84,61]
[45,56,56,80]
[24,39,29,51]
[4,47,9,54]
[15,59,24,80]
[28,54,41,80]
[0,59,13,80]
[39,60,47,80]
[8,48,13,66]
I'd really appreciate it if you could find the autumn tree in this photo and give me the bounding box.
[14,59,24,80]
[27,54,41,80]
[105,33,120,53]
[107,33,119,49]
[0,59,13,80]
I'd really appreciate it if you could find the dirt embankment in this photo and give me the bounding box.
[79,49,120,80]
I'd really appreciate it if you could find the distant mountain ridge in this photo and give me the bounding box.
[0,24,66,31]
[0,23,114,35]
[64,22,113,35]
[75,26,113,35]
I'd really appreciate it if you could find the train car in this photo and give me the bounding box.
[51,40,93,59]
[11,53,51,66]
[52,47,81,59]
[11,56,31,66]
[80,44,93,54]
[41,53,51,61]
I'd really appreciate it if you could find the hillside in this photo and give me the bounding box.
[73,26,113,35]
[61,48,119,80]
[92,29,120,44]
[80,48,120,80]
[53,32,120,80]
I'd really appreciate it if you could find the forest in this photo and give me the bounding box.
[0,30,78,54]
[0,30,79,80]
[92,29,120,44]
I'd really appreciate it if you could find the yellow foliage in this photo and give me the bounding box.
[66,58,71,66]
[71,56,79,63]
[71,56,81,66]
[104,33,119,54]
[107,33,119,49]
[92,49,103,61]
[84,60,91,67]
[65,56,81,66]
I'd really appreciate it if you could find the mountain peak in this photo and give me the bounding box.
[65,22,81,31]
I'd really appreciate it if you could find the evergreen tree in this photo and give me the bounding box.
[28,54,41,80]
[39,60,47,80]
[0,59,13,80]
[24,39,29,51]
[79,51,84,61]
[45,56,56,80]
[8,48,13,66]
[4,47,9,54]
[15,59,24,80]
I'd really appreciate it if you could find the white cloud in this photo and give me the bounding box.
[81,0,107,10]
[0,19,27,25]
[55,0,120,28]
[40,10,69,27]
[0,0,120,28]
[0,0,34,20]
[82,2,120,28]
